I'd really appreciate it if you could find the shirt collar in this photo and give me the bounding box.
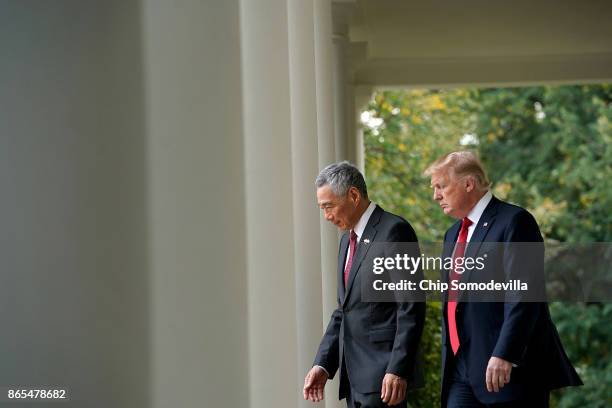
[352,201,376,241]
[466,190,492,226]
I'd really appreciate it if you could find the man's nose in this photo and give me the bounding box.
[325,212,333,221]
[433,190,442,201]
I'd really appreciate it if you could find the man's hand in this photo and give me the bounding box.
[381,373,407,405]
[303,366,328,403]
[485,356,512,392]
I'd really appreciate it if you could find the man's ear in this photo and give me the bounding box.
[348,186,360,205]
[465,176,475,193]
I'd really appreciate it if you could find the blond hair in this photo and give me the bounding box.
[424,151,491,191]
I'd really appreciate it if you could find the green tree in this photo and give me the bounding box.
[363,89,470,242]
[464,85,612,242]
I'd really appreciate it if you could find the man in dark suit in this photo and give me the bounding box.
[425,151,582,407]
[303,161,425,408]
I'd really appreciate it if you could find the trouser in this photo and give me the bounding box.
[345,388,407,408]
[446,351,549,408]
[339,363,408,408]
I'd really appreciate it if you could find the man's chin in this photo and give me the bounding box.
[443,208,459,218]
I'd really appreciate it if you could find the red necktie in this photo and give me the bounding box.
[344,230,358,288]
[448,217,473,355]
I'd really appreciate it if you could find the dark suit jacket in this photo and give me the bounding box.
[440,196,582,405]
[314,205,426,398]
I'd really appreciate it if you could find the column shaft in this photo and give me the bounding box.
[143,0,248,406]
[288,0,325,407]
[240,0,299,406]
[314,2,344,406]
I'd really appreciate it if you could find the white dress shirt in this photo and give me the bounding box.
[465,191,492,243]
[344,201,377,268]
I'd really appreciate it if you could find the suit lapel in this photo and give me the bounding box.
[460,196,499,289]
[465,196,499,259]
[443,222,461,260]
[342,206,382,305]
[338,232,349,300]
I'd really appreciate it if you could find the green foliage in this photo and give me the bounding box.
[549,303,612,407]
[407,301,442,407]
[362,84,612,407]
[363,89,470,242]
[463,85,612,242]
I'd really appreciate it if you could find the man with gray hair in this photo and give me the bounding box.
[303,161,425,407]
[425,151,582,407]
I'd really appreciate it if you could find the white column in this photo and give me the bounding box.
[350,86,373,172]
[0,1,148,406]
[287,1,325,407]
[332,34,349,162]
[315,0,336,168]
[143,1,249,407]
[240,0,300,407]
[345,85,358,166]
[314,2,344,407]
[314,0,338,330]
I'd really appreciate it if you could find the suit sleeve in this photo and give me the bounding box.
[385,222,426,379]
[313,307,342,378]
[312,236,345,378]
[492,209,544,364]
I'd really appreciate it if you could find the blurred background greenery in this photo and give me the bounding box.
[361,84,612,407]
